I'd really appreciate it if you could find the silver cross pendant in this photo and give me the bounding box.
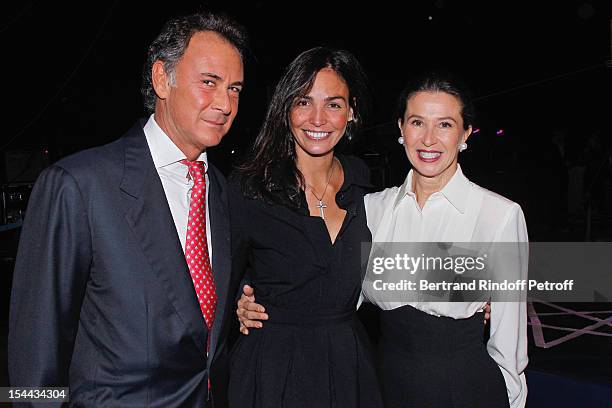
[316,200,327,220]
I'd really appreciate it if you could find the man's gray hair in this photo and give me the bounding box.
[141,11,248,113]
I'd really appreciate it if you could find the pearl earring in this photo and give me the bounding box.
[398,137,404,145]
[458,142,467,152]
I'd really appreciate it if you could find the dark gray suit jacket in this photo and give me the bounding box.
[8,121,236,407]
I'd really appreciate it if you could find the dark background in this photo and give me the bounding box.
[0,0,611,406]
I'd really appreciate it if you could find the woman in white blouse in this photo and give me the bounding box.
[363,72,527,408]
[237,72,528,408]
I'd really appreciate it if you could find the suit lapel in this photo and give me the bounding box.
[206,165,231,361]
[119,122,208,356]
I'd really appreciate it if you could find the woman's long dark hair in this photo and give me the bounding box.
[236,47,370,208]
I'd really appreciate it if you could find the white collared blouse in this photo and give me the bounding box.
[363,165,528,408]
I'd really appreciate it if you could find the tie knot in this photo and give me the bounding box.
[181,160,206,183]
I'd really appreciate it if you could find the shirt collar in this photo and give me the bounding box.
[143,114,208,171]
[394,164,470,213]
[268,154,373,192]
[336,154,373,192]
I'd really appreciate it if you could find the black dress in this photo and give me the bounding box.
[228,155,383,408]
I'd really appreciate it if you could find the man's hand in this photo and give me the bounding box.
[236,285,268,335]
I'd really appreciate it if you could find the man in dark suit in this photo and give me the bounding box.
[8,11,247,407]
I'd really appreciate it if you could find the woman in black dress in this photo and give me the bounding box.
[237,73,527,408]
[227,47,383,407]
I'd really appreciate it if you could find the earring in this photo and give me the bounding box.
[398,137,404,145]
[458,142,467,152]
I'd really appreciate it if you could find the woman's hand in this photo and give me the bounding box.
[484,301,491,323]
[236,285,268,335]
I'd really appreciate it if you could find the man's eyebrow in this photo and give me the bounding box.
[200,72,223,80]
[200,72,243,87]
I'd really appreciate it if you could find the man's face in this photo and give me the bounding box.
[153,31,244,159]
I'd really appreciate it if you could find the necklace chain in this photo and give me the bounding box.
[306,157,338,220]
[308,159,336,201]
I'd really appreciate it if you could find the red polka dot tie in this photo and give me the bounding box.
[181,160,217,332]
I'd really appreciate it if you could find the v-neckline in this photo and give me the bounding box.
[318,208,348,246]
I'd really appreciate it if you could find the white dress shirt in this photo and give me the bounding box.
[143,114,213,262]
[363,165,528,408]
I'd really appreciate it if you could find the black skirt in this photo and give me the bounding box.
[378,305,510,408]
